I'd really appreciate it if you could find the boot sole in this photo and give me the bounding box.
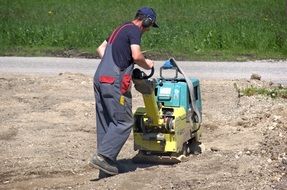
[89,161,118,175]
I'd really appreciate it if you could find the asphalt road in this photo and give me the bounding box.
[0,57,286,84]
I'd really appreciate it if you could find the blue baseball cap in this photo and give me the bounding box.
[136,7,159,28]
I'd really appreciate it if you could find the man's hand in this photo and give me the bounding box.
[145,59,154,69]
[97,40,108,59]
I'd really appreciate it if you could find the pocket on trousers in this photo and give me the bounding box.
[99,75,116,98]
[120,74,132,94]
[99,76,115,84]
[114,111,128,122]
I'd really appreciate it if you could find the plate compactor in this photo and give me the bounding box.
[132,58,202,164]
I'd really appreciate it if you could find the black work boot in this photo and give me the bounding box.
[98,170,113,179]
[89,154,118,175]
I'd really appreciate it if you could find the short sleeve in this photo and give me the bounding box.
[128,26,141,45]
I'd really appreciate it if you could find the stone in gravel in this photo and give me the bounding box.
[250,73,261,80]
[271,153,278,160]
[245,150,252,155]
[210,147,220,152]
[236,120,244,126]
[268,125,276,130]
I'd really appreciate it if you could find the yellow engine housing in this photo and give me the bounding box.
[133,106,199,154]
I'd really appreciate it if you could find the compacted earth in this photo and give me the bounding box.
[0,72,286,190]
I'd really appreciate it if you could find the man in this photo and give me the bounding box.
[90,7,159,175]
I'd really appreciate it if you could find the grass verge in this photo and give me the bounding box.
[241,86,287,99]
[1,0,287,60]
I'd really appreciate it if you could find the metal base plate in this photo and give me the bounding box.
[132,152,189,165]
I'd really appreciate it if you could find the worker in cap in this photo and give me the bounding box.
[90,7,158,176]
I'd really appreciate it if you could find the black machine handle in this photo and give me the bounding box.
[132,67,154,79]
[143,67,154,79]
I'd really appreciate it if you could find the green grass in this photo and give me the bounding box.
[1,0,287,60]
[241,86,287,99]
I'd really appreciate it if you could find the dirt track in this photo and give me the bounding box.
[0,73,286,190]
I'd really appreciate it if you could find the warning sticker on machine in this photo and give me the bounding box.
[159,87,171,96]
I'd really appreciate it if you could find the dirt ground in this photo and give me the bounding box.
[0,72,286,190]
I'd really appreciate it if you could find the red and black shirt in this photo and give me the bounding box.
[106,22,141,70]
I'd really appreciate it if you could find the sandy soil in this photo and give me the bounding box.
[0,73,286,190]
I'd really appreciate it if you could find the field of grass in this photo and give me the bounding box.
[1,0,287,60]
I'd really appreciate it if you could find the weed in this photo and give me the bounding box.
[241,86,287,99]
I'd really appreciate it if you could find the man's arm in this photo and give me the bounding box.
[131,44,154,70]
[97,40,108,58]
